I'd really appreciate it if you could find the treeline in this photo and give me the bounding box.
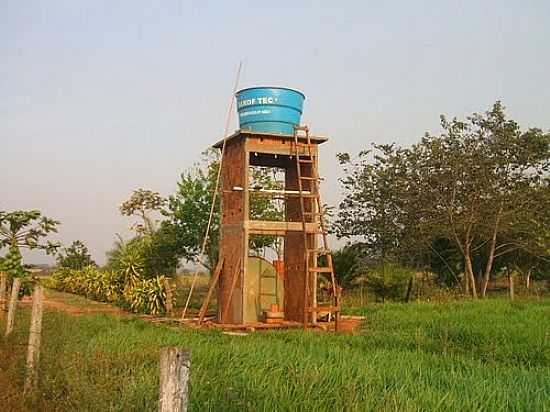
[333,102,550,298]
[2,101,549,304]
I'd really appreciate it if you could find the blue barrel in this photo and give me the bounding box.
[236,87,305,135]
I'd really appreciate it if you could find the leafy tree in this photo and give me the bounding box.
[0,210,60,281]
[142,225,181,275]
[106,237,146,287]
[406,102,549,297]
[248,166,285,253]
[336,102,549,298]
[120,189,166,235]
[106,226,180,279]
[57,240,96,270]
[163,151,283,270]
[163,151,220,270]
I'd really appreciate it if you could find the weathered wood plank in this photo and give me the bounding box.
[158,347,190,412]
[24,285,44,394]
[197,259,224,324]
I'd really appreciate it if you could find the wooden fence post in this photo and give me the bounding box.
[5,277,22,336]
[164,279,173,315]
[159,347,190,412]
[24,285,44,395]
[0,272,7,316]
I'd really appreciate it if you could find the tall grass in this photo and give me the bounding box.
[1,299,548,411]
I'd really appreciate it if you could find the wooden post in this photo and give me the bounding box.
[159,347,190,412]
[24,285,44,395]
[164,278,173,315]
[508,271,515,301]
[5,277,22,336]
[221,258,241,323]
[197,258,224,324]
[0,272,7,316]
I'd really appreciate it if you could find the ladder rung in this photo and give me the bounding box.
[298,158,314,163]
[299,176,321,181]
[299,193,320,198]
[306,305,340,313]
[307,248,331,255]
[296,142,314,147]
[309,267,333,273]
[294,125,309,132]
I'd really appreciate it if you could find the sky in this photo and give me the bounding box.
[2,0,549,265]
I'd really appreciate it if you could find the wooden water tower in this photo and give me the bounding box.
[211,126,341,327]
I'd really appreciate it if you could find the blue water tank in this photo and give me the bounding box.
[236,87,305,135]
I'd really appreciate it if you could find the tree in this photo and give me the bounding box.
[248,166,285,253]
[336,102,550,298]
[335,145,410,260]
[105,229,179,279]
[0,210,60,280]
[331,244,364,288]
[406,102,549,297]
[163,151,284,270]
[163,151,220,270]
[120,189,166,235]
[56,240,96,270]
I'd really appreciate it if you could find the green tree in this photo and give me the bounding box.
[336,102,550,298]
[331,244,364,288]
[120,189,166,235]
[57,240,96,270]
[0,210,60,279]
[163,151,220,270]
[163,151,284,270]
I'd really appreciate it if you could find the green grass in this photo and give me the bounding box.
[1,299,549,411]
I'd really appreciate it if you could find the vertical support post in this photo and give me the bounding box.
[164,279,173,315]
[0,272,7,316]
[159,347,190,412]
[5,277,22,336]
[508,271,515,301]
[24,285,44,395]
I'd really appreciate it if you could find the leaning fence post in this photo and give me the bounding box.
[159,347,190,412]
[164,278,174,316]
[0,272,7,316]
[5,277,22,336]
[24,285,44,394]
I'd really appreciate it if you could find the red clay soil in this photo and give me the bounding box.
[18,293,129,317]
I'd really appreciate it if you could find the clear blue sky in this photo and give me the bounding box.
[2,1,549,264]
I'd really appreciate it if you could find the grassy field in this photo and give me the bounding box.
[1,297,549,411]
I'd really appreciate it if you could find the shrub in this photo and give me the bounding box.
[124,276,168,315]
[358,262,413,302]
[45,266,170,315]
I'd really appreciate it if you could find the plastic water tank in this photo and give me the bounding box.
[236,87,305,135]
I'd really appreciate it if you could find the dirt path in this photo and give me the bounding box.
[19,289,131,317]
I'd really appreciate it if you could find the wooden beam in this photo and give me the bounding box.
[197,259,224,324]
[247,220,319,235]
[221,258,241,323]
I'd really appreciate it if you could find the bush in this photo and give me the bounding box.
[124,276,168,315]
[358,262,413,302]
[45,266,171,315]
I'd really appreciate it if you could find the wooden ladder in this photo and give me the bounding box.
[293,125,341,330]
